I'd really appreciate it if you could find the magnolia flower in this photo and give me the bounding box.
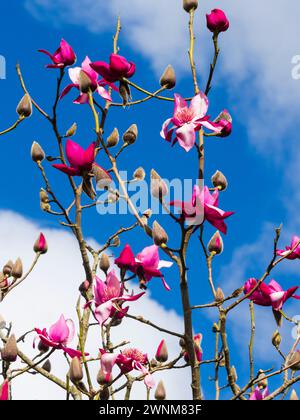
[100,348,155,389]
[52,139,95,176]
[249,387,269,400]
[0,380,9,400]
[39,39,76,68]
[89,270,145,325]
[171,185,234,234]
[34,314,85,358]
[277,236,300,260]
[244,279,300,311]
[212,110,232,137]
[160,93,223,152]
[206,9,230,34]
[90,53,136,84]
[60,56,112,104]
[115,244,173,290]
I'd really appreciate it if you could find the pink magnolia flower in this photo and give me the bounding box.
[184,333,203,363]
[249,387,269,400]
[206,9,229,34]
[277,236,300,260]
[115,244,173,290]
[171,185,234,234]
[212,110,232,137]
[0,380,9,401]
[39,39,76,69]
[34,314,85,359]
[244,278,300,311]
[52,139,95,176]
[89,270,145,325]
[90,53,136,84]
[100,348,155,389]
[60,56,112,104]
[160,93,222,152]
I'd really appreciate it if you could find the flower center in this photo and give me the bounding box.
[175,108,195,124]
[122,348,147,364]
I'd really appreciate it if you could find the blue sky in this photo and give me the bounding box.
[1,0,300,400]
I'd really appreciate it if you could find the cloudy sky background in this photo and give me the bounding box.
[0,0,300,399]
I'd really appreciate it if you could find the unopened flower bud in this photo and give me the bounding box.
[133,167,145,181]
[31,141,45,163]
[107,128,119,148]
[232,286,244,298]
[79,70,93,93]
[1,335,18,362]
[97,368,112,385]
[2,261,13,276]
[160,65,176,89]
[16,94,32,118]
[110,317,123,327]
[40,188,51,212]
[66,123,77,137]
[150,358,158,368]
[155,340,168,363]
[34,233,48,254]
[290,389,299,400]
[99,253,110,274]
[100,387,110,400]
[215,287,225,303]
[179,338,186,348]
[211,170,228,191]
[230,366,238,382]
[11,258,23,279]
[257,371,268,389]
[287,351,300,371]
[183,0,198,13]
[152,221,168,246]
[38,340,50,354]
[206,9,230,34]
[208,231,223,255]
[123,124,138,145]
[112,236,120,247]
[92,164,112,189]
[79,280,90,294]
[0,314,6,329]
[119,81,131,106]
[42,359,51,373]
[272,330,282,348]
[155,380,166,400]
[150,169,168,198]
[69,357,83,383]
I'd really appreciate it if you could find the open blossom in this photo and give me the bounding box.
[0,380,9,400]
[100,348,155,389]
[249,387,269,400]
[34,314,85,358]
[160,93,225,152]
[206,9,229,34]
[90,53,136,84]
[39,39,76,69]
[244,279,300,311]
[115,244,173,290]
[171,185,234,234]
[277,236,300,260]
[60,56,111,104]
[89,270,145,325]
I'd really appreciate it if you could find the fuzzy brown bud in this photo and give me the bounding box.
[66,123,77,137]
[183,0,198,13]
[42,360,51,373]
[112,236,121,247]
[230,366,238,382]
[69,357,83,383]
[155,340,168,363]
[257,371,268,389]
[16,94,32,118]
[287,351,300,371]
[0,314,6,329]
[211,170,228,191]
[2,260,13,276]
[208,231,223,255]
[119,81,131,106]
[31,141,45,163]
[152,221,168,246]
[155,380,166,400]
[290,389,299,400]
[272,330,282,348]
[123,124,138,145]
[79,70,93,93]
[150,169,168,198]
[160,65,176,89]
[150,358,158,368]
[99,253,110,274]
[1,335,18,362]
[107,128,119,148]
[38,340,50,354]
[215,287,225,303]
[92,165,112,189]
[11,258,23,279]
[133,167,146,181]
[100,387,110,400]
[79,280,90,294]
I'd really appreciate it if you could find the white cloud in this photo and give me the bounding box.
[0,210,190,400]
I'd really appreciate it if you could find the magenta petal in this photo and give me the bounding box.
[52,164,79,176]
[83,142,95,169]
[101,352,119,379]
[60,84,78,100]
[49,315,69,344]
[95,300,114,325]
[65,139,85,168]
[90,61,117,83]
[176,124,196,152]
[126,62,136,78]
[62,346,86,359]
[110,53,131,74]
[0,380,9,401]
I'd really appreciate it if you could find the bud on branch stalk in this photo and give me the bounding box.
[16,94,32,118]
[34,233,48,254]
[183,0,198,13]
[31,142,45,163]
[160,65,176,90]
